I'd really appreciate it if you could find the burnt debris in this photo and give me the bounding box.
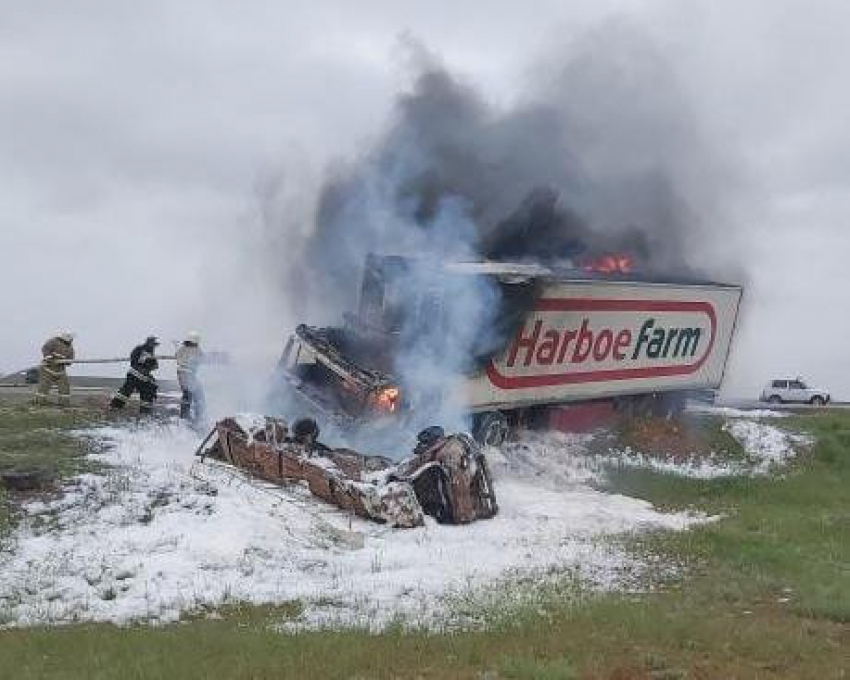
[199,416,498,528]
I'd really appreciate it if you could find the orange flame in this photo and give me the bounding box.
[582,253,634,274]
[372,386,400,413]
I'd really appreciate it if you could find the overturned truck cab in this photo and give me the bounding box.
[199,417,498,528]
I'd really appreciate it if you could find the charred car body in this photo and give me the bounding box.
[199,416,498,528]
[277,254,743,446]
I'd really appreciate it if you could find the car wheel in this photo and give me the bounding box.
[810,396,825,406]
[768,395,782,404]
[474,411,509,448]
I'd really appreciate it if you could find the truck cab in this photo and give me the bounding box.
[275,254,536,437]
[278,324,401,424]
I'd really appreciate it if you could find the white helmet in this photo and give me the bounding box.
[59,331,75,343]
[186,331,201,344]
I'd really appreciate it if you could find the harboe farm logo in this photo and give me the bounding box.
[486,298,717,389]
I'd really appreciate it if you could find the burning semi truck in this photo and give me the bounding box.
[276,254,743,446]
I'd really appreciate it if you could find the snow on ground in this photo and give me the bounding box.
[501,419,809,480]
[497,430,741,482]
[687,403,787,419]
[0,413,807,630]
[724,419,812,474]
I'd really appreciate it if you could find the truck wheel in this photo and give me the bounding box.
[810,396,825,406]
[632,395,656,419]
[613,398,633,418]
[768,395,783,404]
[653,393,684,419]
[474,412,509,448]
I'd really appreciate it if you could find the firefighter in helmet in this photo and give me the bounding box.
[35,332,75,406]
[110,336,160,415]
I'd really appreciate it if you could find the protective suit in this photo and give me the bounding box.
[110,336,160,415]
[175,331,205,421]
[36,332,74,405]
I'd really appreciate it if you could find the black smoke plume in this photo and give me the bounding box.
[276,28,732,431]
[293,30,719,316]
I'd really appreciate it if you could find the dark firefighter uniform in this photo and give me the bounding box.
[36,333,75,406]
[110,337,160,414]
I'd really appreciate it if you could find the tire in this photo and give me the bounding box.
[768,395,783,404]
[810,395,825,406]
[653,393,685,419]
[411,466,454,524]
[474,411,509,447]
[628,395,656,419]
[613,397,634,418]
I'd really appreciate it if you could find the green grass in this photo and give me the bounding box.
[615,413,748,460]
[0,410,847,678]
[0,403,106,476]
[0,403,106,541]
[624,413,849,617]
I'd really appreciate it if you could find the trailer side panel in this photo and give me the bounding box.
[463,279,742,412]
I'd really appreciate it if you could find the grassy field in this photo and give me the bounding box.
[0,404,108,542]
[0,406,847,679]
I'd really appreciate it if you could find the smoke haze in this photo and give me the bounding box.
[295,29,734,313]
[2,0,849,408]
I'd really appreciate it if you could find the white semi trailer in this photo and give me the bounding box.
[278,255,743,445]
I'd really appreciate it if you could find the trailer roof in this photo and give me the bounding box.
[366,254,741,289]
[442,260,742,288]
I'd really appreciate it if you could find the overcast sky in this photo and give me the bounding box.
[2,0,848,398]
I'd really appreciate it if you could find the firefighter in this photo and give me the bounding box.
[35,332,75,406]
[110,336,160,415]
[175,331,205,421]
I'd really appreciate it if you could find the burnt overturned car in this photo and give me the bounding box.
[198,416,498,528]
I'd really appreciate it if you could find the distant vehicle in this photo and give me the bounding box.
[760,378,830,405]
[0,366,39,386]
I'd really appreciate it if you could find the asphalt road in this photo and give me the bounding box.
[715,398,850,411]
[3,380,845,416]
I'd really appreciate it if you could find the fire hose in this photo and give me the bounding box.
[53,350,229,367]
[54,356,176,365]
